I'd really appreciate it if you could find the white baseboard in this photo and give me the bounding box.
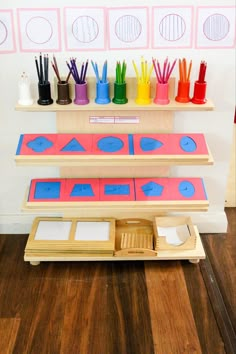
[0,211,228,234]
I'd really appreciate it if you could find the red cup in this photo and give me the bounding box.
[191,81,207,104]
[175,81,190,103]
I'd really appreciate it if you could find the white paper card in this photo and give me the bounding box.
[157,225,190,246]
[75,221,110,241]
[35,221,71,240]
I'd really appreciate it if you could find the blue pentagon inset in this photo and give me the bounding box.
[180,136,197,153]
[178,181,195,198]
[97,136,124,153]
[140,137,163,152]
[141,181,164,196]
[27,136,53,153]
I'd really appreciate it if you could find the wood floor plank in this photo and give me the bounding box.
[0,318,20,354]
[61,262,154,354]
[183,262,226,354]
[145,261,202,354]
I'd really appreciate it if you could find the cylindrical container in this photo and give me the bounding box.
[18,81,33,106]
[37,82,53,105]
[191,81,207,104]
[135,82,151,105]
[175,81,190,103]
[56,81,72,105]
[95,81,111,104]
[74,82,89,105]
[112,82,128,104]
[154,82,169,105]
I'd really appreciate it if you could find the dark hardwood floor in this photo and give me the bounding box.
[0,208,235,354]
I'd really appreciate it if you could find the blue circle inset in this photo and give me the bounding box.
[178,181,195,198]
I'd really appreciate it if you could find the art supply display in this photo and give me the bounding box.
[175,58,192,103]
[18,72,33,106]
[91,60,111,104]
[153,57,177,105]
[35,52,53,105]
[67,58,89,105]
[112,60,128,104]
[192,61,207,104]
[133,57,153,105]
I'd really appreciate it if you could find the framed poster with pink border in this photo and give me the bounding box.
[107,7,149,50]
[0,9,16,53]
[195,6,236,48]
[152,6,193,49]
[64,7,106,51]
[17,8,61,52]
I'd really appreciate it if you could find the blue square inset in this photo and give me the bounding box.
[34,182,61,199]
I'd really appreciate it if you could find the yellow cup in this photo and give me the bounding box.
[135,82,151,105]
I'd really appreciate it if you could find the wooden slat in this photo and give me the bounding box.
[145,261,202,353]
[0,318,20,354]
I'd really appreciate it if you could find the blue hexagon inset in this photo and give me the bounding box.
[27,136,53,153]
[141,181,164,197]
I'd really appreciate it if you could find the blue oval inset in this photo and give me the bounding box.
[97,136,124,153]
[140,137,163,152]
[180,136,197,153]
[178,180,195,198]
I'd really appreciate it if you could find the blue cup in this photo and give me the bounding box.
[95,81,111,104]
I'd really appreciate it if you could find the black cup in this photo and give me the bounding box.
[37,82,53,105]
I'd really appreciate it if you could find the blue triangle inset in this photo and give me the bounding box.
[61,138,86,152]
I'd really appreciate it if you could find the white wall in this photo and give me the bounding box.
[0,0,235,233]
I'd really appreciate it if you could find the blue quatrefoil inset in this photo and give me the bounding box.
[27,136,53,153]
[61,138,86,152]
[140,137,163,152]
[97,136,124,153]
[141,181,164,197]
[105,184,130,195]
[34,182,61,199]
[70,184,94,197]
[178,181,195,198]
[180,136,197,153]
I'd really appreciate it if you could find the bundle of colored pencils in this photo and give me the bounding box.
[178,58,192,83]
[198,61,207,83]
[152,57,177,84]
[35,52,49,84]
[66,58,88,84]
[91,60,108,83]
[132,57,153,84]
[115,60,127,84]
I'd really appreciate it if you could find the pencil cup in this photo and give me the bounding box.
[18,81,33,106]
[135,82,151,105]
[37,82,53,105]
[56,81,72,105]
[95,81,111,104]
[112,82,128,104]
[192,81,207,104]
[154,83,169,105]
[74,82,89,105]
[175,81,190,103]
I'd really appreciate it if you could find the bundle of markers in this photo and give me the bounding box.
[152,57,177,84]
[35,52,49,84]
[132,57,153,84]
[66,58,88,84]
[115,60,127,84]
[178,58,192,83]
[91,60,108,83]
[197,61,207,83]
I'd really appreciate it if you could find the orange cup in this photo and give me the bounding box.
[175,81,190,103]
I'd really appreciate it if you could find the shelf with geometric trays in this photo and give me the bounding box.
[15,76,214,265]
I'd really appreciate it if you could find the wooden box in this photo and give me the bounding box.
[154,216,197,250]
